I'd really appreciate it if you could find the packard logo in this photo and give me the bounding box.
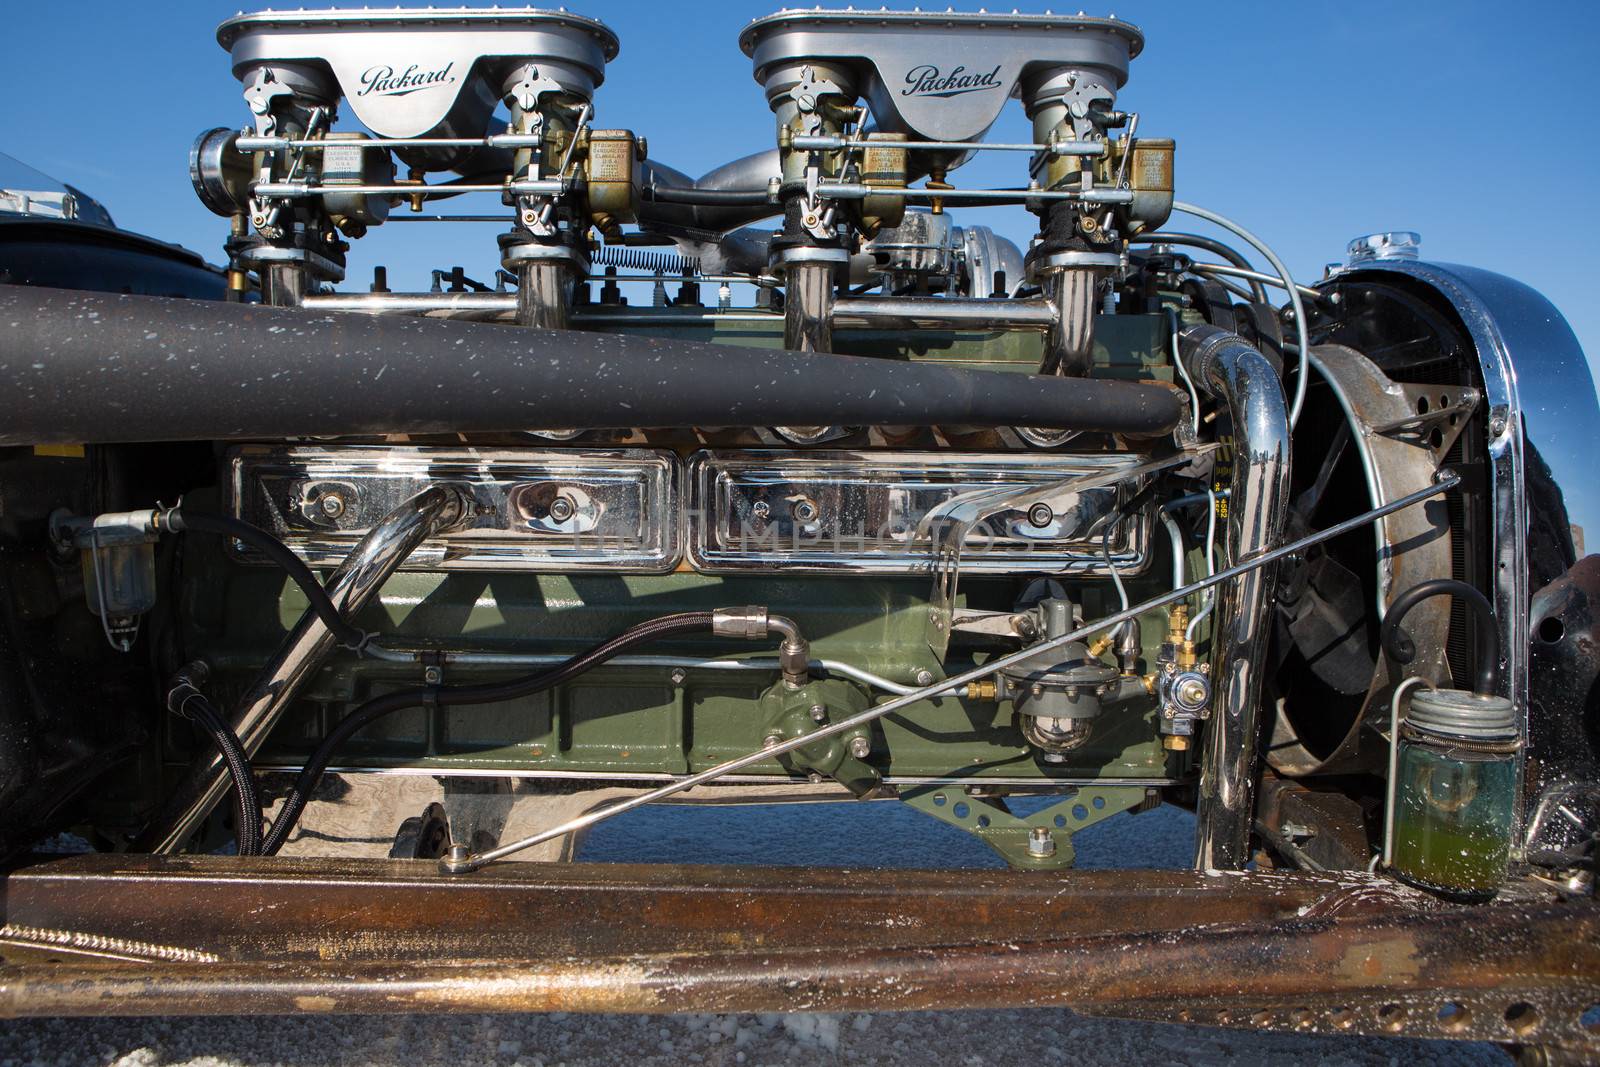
[357,62,457,98]
[901,64,1004,99]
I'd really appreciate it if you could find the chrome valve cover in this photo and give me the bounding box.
[227,446,1152,577]
[227,445,678,572]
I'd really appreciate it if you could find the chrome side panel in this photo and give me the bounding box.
[1331,260,1599,848]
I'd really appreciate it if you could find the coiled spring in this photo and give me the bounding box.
[591,245,702,275]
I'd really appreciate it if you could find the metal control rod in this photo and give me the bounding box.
[833,296,1056,331]
[238,134,546,152]
[817,184,1133,205]
[302,292,514,315]
[1188,262,1326,303]
[255,179,566,199]
[791,135,1106,157]
[442,472,1460,873]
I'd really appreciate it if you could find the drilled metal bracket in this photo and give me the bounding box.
[901,784,1151,869]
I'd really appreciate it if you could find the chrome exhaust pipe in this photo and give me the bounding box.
[136,486,468,853]
[1179,325,1292,870]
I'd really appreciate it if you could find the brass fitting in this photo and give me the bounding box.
[926,167,951,215]
[1087,635,1114,660]
[1177,638,1199,671]
[403,169,426,213]
[1166,603,1190,644]
[1162,734,1191,752]
[966,678,999,702]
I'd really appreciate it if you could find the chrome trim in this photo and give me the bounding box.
[1181,327,1292,871]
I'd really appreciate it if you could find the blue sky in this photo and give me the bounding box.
[3,1,1595,381]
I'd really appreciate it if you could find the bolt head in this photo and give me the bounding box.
[423,666,442,685]
[763,733,783,749]
[548,495,575,522]
[1027,502,1054,528]
[914,669,936,687]
[808,703,827,723]
[669,668,688,686]
[849,735,872,759]
[319,494,345,518]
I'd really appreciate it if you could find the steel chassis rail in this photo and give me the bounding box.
[0,854,1595,1057]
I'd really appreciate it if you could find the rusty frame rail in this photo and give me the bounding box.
[1,854,1596,1054]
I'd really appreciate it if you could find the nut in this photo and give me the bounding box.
[1027,827,1057,858]
[548,495,575,522]
[808,703,828,723]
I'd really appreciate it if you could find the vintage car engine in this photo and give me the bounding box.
[0,5,1596,1046]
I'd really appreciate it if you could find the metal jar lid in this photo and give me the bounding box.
[1405,687,1518,743]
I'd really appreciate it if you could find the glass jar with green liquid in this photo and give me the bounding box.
[1392,688,1520,902]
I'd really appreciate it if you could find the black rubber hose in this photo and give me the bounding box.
[0,286,1183,443]
[163,509,368,650]
[1379,578,1499,696]
[642,185,773,206]
[169,680,262,856]
[260,611,716,855]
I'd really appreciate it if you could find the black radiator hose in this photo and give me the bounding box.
[1380,578,1499,696]
[0,286,1182,444]
[259,611,717,855]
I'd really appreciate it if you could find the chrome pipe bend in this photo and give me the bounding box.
[1179,324,1293,871]
[136,485,469,854]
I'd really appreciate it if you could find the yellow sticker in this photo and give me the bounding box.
[32,444,86,458]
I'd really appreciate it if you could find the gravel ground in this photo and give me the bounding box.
[1,802,1507,1065]
[0,1007,1507,1067]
